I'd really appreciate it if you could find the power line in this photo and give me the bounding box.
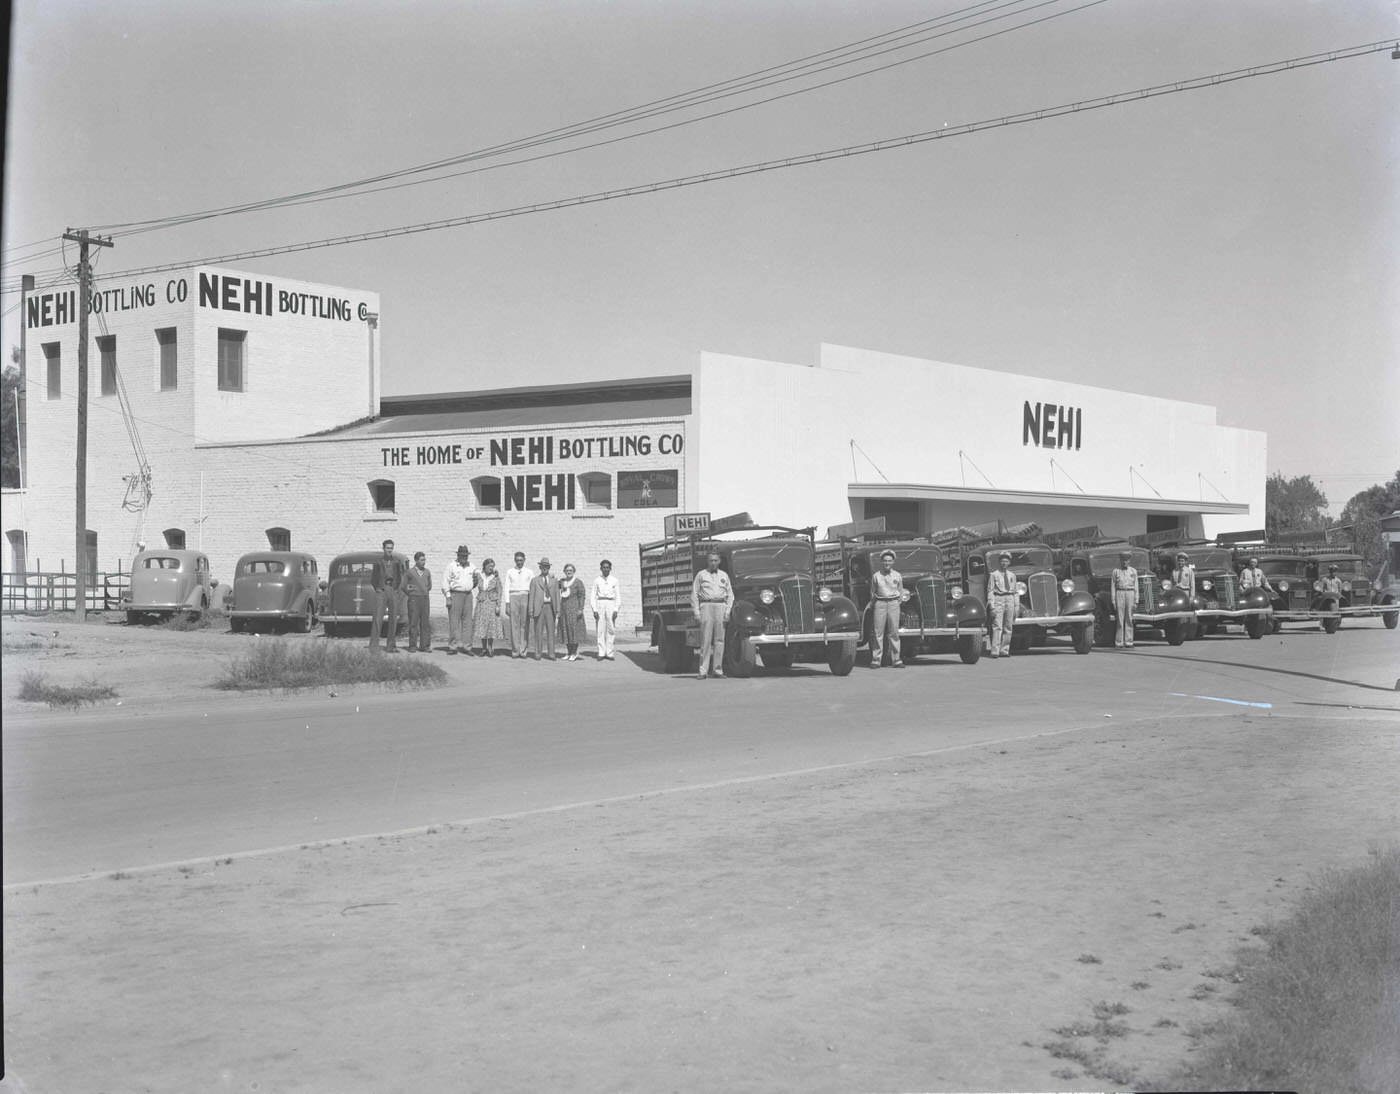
[74,39,1395,286]
[80,0,1068,239]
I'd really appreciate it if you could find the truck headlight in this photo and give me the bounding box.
[1312,580,1322,592]
[1161,580,1173,591]
[1015,581,1027,596]
[1060,579,1074,594]
[1278,580,1290,592]
[950,585,964,599]
[899,589,912,603]
[1342,581,1352,591]
[1200,579,1213,591]
[818,586,833,604]
[759,588,776,605]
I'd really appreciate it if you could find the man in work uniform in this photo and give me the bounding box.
[1171,552,1196,597]
[369,538,406,652]
[1111,550,1139,649]
[1319,564,1345,612]
[527,557,560,660]
[690,551,733,679]
[504,552,534,658]
[869,549,905,668]
[1238,556,1273,595]
[987,551,1018,658]
[405,551,434,652]
[443,545,478,654]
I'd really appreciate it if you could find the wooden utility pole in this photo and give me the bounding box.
[62,229,113,621]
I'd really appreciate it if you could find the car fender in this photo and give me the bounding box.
[730,599,765,633]
[1239,587,1271,611]
[821,595,860,633]
[1160,588,1193,613]
[1063,590,1097,617]
[952,594,986,627]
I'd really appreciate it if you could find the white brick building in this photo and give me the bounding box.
[2,266,1267,633]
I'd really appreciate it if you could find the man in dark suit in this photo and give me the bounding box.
[369,538,406,652]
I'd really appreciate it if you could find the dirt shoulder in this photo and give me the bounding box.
[5,693,1397,1091]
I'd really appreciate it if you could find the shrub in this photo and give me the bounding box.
[215,638,447,691]
[17,670,117,709]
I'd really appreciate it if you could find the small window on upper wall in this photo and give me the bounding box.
[266,527,291,551]
[162,528,186,550]
[98,336,117,396]
[44,344,61,400]
[577,472,612,509]
[217,328,245,392]
[471,476,501,511]
[368,480,395,513]
[156,328,178,390]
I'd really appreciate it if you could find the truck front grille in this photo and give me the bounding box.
[1028,572,1057,617]
[779,576,815,634]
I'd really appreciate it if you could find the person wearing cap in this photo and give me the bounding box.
[1238,556,1272,594]
[404,551,434,652]
[528,558,560,661]
[504,551,535,658]
[443,545,479,655]
[868,549,905,668]
[1318,564,1344,606]
[590,559,621,661]
[691,551,733,678]
[1111,550,1139,648]
[1171,552,1196,599]
[987,551,1019,658]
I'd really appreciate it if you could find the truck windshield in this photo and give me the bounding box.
[1319,559,1366,577]
[1088,550,1149,575]
[729,544,812,578]
[1258,559,1305,578]
[994,547,1054,571]
[880,546,943,575]
[240,560,286,575]
[1184,550,1231,571]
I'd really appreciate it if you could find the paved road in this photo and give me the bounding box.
[5,624,1397,884]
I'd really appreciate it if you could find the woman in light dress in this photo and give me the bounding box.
[472,557,504,656]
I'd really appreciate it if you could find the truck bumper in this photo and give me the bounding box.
[1196,607,1272,620]
[1133,610,1196,624]
[750,631,858,646]
[1013,614,1094,629]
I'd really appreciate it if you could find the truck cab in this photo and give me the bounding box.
[1064,544,1195,646]
[958,541,1096,654]
[1236,549,1331,634]
[817,538,985,664]
[1151,544,1271,639]
[1305,552,1382,630]
[641,526,861,677]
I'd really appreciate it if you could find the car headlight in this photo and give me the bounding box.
[1200,579,1213,591]
[1278,580,1289,592]
[1342,581,1352,591]
[1161,579,1174,591]
[818,586,833,603]
[1312,580,1323,592]
[899,589,912,603]
[1060,579,1074,594]
[1016,581,1027,596]
[950,585,964,599]
[759,588,776,605]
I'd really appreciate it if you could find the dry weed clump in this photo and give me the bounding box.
[17,670,118,709]
[215,638,447,691]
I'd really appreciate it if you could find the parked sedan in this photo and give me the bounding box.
[228,552,320,633]
[321,551,408,637]
[126,550,217,623]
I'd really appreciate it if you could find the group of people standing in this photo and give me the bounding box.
[367,539,622,661]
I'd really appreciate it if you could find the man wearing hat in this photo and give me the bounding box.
[1171,551,1196,599]
[527,557,561,660]
[987,551,1019,658]
[869,549,905,668]
[1111,550,1140,648]
[443,545,479,655]
[1238,556,1272,595]
[1318,563,1345,607]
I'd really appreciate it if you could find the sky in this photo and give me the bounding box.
[4,0,1397,514]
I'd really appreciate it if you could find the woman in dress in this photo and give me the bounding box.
[472,557,504,656]
[557,562,588,661]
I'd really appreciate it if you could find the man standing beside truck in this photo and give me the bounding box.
[988,551,1018,658]
[869,550,905,669]
[691,551,733,679]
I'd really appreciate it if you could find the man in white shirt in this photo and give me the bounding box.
[590,559,621,661]
[1111,551,1139,649]
[443,545,479,655]
[504,551,535,658]
[987,552,1018,658]
[1239,556,1273,595]
[1171,552,1196,598]
[690,552,733,679]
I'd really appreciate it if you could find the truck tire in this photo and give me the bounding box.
[1245,615,1267,640]
[826,640,856,677]
[958,634,982,664]
[1322,613,1340,635]
[1383,603,1398,630]
[1095,610,1114,648]
[1072,622,1092,655]
[724,631,756,678]
[1164,620,1186,646]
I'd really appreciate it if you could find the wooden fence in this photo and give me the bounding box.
[1,570,131,614]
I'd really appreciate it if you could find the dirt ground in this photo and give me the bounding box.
[3,614,1398,1092]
